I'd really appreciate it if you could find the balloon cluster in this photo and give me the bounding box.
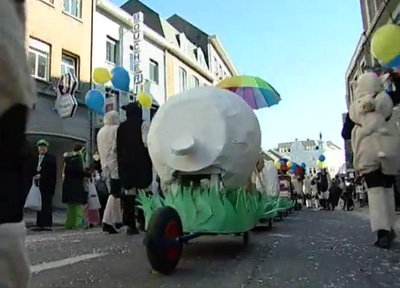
[86,66,152,115]
[316,154,325,168]
[371,24,400,69]
[275,159,307,177]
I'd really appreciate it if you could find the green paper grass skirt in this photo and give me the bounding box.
[138,186,295,234]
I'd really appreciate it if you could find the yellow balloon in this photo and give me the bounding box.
[93,67,112,84]
[317,160,324,168]
[274,161,281,170]
[287,161,293,168]
[137,91,152,108]
[371,24,400,64]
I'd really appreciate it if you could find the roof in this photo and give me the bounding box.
[167,14,210,64]
[277,140,317,150]
[120,0,165,37]
[160,18,197,63]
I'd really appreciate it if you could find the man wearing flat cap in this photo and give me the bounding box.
[31,139,57,231]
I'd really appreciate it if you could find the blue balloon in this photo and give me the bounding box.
[85,89,104,115]
[318,155,326,162]
[111,66,130,91]
[385,54,400,69]
[301,162,306,168]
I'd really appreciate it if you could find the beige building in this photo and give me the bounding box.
[25,0,94,208]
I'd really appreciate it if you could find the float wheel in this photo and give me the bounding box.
[145,206,183,275]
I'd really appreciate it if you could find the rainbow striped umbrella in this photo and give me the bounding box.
[216,75,281,110]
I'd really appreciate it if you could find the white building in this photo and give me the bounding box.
[93,0,239,118]
[277,138,345,176]
[93,0,166,108]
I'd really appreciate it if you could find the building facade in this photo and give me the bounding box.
[26,0,94,208]
[277,138,344,176]
[344,0,400,170]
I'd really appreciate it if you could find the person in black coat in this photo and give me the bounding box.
[341,71,400,248]
[117,102,152,235]
[31,139,57,231]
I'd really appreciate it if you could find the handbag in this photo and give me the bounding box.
[24,181,42,211]
[87,181,101,210]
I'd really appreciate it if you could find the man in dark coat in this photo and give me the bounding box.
[31,139,57,231]
[117,102,152,235]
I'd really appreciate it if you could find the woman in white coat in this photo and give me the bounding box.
[97,111,123,234]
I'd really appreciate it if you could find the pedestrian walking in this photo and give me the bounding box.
[31,139,57,231]
[328,177,341,210]
[62,144,91,230]
[117,102,153,235]
[315,168,331,210]
[97,110,123,234]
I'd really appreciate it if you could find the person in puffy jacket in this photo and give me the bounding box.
[97,110,123,234]
[62,144,91,230]
[0,1,35,287]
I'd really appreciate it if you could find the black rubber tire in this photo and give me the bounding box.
[268,219,273,228]
[145,206,183,275]
[243,232,249,246]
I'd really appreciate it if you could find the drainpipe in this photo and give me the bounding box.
[163,50,168,102]
[88,0,95,164]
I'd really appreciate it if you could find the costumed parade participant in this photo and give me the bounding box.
[0,0,34,287]
[304,175,313,208]
[342,71,400,248]
[62,144,91,230]
[251,157,279,196]
[117,102,152,235]
[97,110,123,234]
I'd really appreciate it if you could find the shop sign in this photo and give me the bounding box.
[55,72,78,119]
[132,12,144,94]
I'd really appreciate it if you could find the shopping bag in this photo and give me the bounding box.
[102,195,122,226]
[24,183,42,211]
[87,182,101,210]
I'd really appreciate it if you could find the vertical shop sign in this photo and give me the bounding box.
[132,12,144,94]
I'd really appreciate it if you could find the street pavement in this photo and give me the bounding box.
[28,209,400,288]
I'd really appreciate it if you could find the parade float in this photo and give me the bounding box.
[137,74,296,274]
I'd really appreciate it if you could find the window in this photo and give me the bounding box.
[28,38,50,80]
[63,0,81,18]
[179,67,187,92]
[106,37,118,64]
[61,54,77,77]
[192,76,200,88]
[149,59,159,84]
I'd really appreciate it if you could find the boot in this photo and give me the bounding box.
[126,225,140,235]
[375,230,391,249]
[0,222,30,288]
[102,223,118,234]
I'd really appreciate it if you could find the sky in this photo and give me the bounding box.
[112,0,363,150]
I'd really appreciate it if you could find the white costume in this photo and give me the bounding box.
[0,1,34,287]
[251,160,279,196]
[349,72,400,233]
[304,176,313,208]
